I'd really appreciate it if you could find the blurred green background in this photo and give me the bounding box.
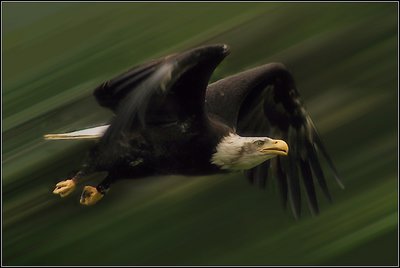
[2,2,398,266]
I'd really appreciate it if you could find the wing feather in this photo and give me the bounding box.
[93,59,163,112]
[254,161,269,188]
[206,63,342,217]
[95,45,228,167]
[305,140,332,201]
[275,157,288,209]
[299,159,319,215]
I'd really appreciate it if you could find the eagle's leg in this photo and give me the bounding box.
[53,170,89,198]
[79,174,114,206]
[78,161,155,205]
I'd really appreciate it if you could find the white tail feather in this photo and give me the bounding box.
[44,125,110,140]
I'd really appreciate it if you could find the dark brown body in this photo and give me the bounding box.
[65,44,341,218]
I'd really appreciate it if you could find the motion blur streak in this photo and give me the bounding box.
[2,2,398,265]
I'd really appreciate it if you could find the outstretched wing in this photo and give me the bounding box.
[93,58,164,112]
[96,44,229,165]
[206,63,343,218]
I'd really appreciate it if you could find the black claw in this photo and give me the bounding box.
[81,190,91,199]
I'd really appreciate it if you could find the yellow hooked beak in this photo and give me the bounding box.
[260,139,289,156]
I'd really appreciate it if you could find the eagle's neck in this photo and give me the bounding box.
[211,133,268,171]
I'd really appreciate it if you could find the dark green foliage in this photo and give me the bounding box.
[2,2,397,265]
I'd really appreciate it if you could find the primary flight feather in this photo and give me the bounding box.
[47,44,343,218]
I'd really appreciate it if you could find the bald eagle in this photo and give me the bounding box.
[46,44,343,218]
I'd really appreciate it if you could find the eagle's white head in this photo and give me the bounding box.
[211,133,289,170]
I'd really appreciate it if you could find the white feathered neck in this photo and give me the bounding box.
[211,133,272,171]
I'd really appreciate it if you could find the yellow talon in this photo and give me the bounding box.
[80,186,104,206]
[53,179,76,197]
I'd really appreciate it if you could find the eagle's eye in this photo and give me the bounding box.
[253,140,265,146]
